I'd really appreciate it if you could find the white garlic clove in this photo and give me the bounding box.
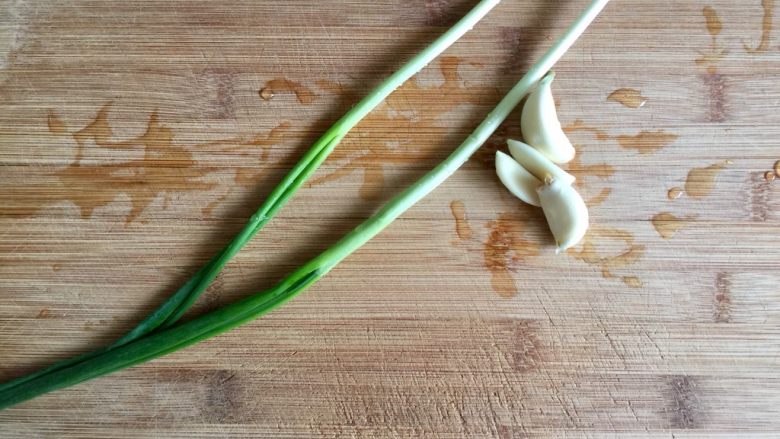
[537,177,589,253]
[520,72,576,164]
[507,139,576,186]
[495,151,542,206]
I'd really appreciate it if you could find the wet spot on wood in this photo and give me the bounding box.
[714,272,732,323]
[201,190,231,218]
[668,187,683,200]
[696,7,727,66]
[261,78,316,105]
[51,263,62,272]
[36,308,51,318]
[55,103,215,222]
[357,165,385,201]
[47,111,66,134]
[651,212,694,239]
[684,161,729,198]
[667,375,701,429]
[615,131,678,154]
[568,227,645,288]
[764,171,776,182]
[565,146,612,200]
[474,121,522,170]
[450,200,472,241]
[587,187,612,207]
[703,6,723,37]
[230,122,293,187]
[484,213,540,298]
[310,57,499,198]
[701,71,727,122]
[2,103,292,222]
[607,88,647,108]
[512,321,541,372]
[775,160,780,176]
[744,0,774,54]
[258,87,274,100]
[564,119,610,141]
[622,276,642,288]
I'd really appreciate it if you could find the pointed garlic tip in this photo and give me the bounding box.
[507,139,576,186]
[520,72,576,164]
[495,151,542,206]
[537,178,589,253]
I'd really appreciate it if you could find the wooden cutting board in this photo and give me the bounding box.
[1,0,779,437]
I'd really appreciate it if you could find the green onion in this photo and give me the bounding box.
[0,0,609,410]
[0,0,500,396]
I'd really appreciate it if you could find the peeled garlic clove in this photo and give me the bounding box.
[495,151,542,206]
[507,139,576,186]
[520,72,576,164]
[537,177,589,253]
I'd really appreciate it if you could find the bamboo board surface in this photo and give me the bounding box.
[1,0,780,437]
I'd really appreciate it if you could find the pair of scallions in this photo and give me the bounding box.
[495,72,588,253]
[0,0,609,409]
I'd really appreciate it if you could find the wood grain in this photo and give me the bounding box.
[1,0,780,437]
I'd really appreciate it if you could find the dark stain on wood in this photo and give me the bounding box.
[512,321,541,372]
[202,370,243,423]
[214,72,236,119]
[714,272,732,323]
[498,26,526,51]
[749,171,770,221]
[666,375,701,429]
[701,71,727,122]
[424,0,461,26]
